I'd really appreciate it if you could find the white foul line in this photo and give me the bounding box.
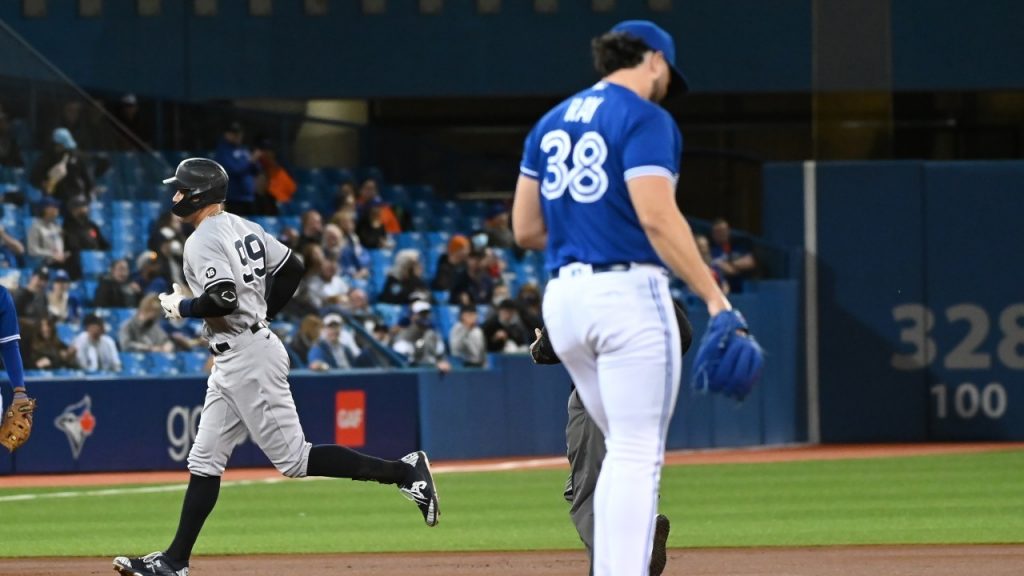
[0,478,286,503]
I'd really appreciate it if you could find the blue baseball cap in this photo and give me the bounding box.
[611,20,689,97]
[52,127,77,150]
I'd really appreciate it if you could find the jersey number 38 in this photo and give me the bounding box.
[539,130,609,203]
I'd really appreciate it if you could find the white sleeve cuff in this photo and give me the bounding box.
[0,334,21,344]
[519,166,540,179]
[624,165,676,182]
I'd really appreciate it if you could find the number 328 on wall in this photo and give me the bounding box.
[891,303,1024,371]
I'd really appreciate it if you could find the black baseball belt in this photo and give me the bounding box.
[209,321,267,356]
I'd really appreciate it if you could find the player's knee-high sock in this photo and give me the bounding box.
[306,444,413,485]
[165,473,221,568]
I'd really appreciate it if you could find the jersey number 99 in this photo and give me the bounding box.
[234,233,266,284]
[539,130,609,203]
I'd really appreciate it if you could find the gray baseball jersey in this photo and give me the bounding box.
[182,212,291,346]
[183,210,312,479]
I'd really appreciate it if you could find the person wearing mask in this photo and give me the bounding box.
[482,299,531,353]
[30,127,93,204]
[307,314,361,371]
[431,235,471,292]
[62,195,110,279]
[448,305,486,368]
[73,313,121,372]
[213,122,260,215]
[449,251,494,306]
[47,269,81,324]
[392,301,450,372]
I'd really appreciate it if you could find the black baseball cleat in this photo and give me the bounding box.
[399,450,440,527]
[113,552,189,576]
[649,514,671,576]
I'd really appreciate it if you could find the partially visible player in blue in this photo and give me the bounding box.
[0,285,33,436]
[514,21,733,576]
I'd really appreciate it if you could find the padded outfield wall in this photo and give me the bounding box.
[0,285,799,474]
[764,160,1024,442]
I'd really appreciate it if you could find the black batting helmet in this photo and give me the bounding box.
[163,158,228,218]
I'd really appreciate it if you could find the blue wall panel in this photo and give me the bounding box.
[815,163,928,442]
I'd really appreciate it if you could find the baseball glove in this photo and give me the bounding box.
[529,328,560,365]
[1,387,37,452]
[692,310,764,401]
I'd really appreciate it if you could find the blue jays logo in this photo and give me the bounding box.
[54,395,97,460]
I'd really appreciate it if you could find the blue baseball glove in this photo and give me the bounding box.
[692,310,764,401]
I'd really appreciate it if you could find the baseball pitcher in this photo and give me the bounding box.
[113,159,439,576]
[513,20,762,575]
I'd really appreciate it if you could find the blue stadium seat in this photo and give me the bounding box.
[381,185,410,207]
[119,352,149,375]
[269,321,295,342]
[110,201,134,219]
[394,232,425,254]
[279,215,301,231]
[149,352,180,376]
[138,201,163,221]
[56,323,77,345]
[432,291,449,304]
[436,305,456,338]
[373,303,405,327]
[251,216,281,237]
[79,279,98,303]
[410,215,431,232]
[437,215,458,234]
[322,167,354,186]
[409,185,436,202]
[80,251,110,278]
[177,351,208,375]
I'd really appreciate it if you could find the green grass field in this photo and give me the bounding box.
[2,450,1023,557]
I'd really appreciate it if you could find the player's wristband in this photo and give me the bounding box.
[179,298,194,318]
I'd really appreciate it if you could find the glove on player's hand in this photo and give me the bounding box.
[159,283,185,320]
[529,328,560,365]
[0,387,37,452]
[692,310,764,401]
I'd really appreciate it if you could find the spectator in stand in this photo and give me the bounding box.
[47,269,81,324]
[450,251,494,306]
[156,237,187,288]
[0,109,23,167]
[335,209,370,279]
[252,137,295,214]
[147,211,188,253]
[30,128,93,204]
[63,195,110,279]
[379,249,430,305]
[13,267,49,323]
[287,314,323,367]
[334,179,358,213]
[516,283,544,334]
[393,300,450,372]
[119,294,174,353]
[28,197,66,267]
[298,209,323,250]
[164,317,204,351]
[709,218,756,293]
[356,200,392,249]
[483,204,515,249]
[490,283,510,307]
[306,258,349,313]
[73,313,121,372]
[307,313,361,371]
[345,287,376,328]
[28,316,78,370]
[356,176,401,234]
[93,258,141,309]
[0,224,25,268]
[430,234,470,292]
[482,299,531,353]
[134,250,170,296]
[449,305,486,368]
[109,93,148,149]
[696,234,729,294]
[214,122,260,215]
[278,226,300,252]
[52,100,99,151]
[321,223,344,263]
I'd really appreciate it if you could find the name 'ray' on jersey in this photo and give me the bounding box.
[520,81,683,273]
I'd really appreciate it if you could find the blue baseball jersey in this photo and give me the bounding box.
[520,81,683,272]
[0,286,20,346]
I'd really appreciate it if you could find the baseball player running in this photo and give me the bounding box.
[113,159,439,576]
[513,20,738,575]
[0,286,37,453]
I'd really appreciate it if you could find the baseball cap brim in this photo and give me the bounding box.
[665,65,690,100]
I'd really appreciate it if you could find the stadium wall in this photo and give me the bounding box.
[0,284,799,474]
[764,160,1024,443]
[1,0,1021,99]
